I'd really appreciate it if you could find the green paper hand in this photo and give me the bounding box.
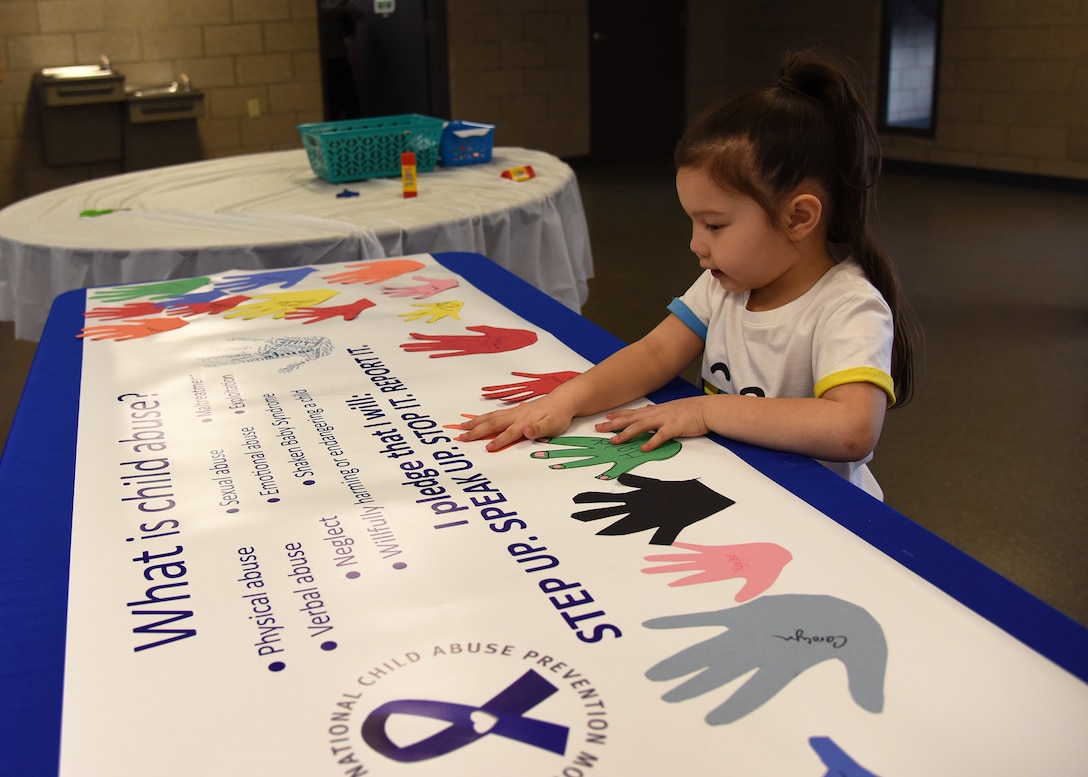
[531,434,681,480]
[89,277,210,303]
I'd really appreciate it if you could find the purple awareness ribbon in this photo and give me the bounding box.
[361,669,569,762]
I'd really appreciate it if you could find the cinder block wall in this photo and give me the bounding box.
[0,0,591,208]
[0,0,1084,208]
[0,0,325,206]
[445,0,589,160]
[885,0,1088,179]
[686,0,1088,181]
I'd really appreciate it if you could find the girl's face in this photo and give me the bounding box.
[676,166,796,299]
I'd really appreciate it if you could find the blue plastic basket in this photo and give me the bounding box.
[440,120,496,166]
[297,114,444,183]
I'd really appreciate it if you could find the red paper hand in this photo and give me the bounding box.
[77,317,189,341]
[166,295,251,317]
[400,325,538,358]
[283,298,376,323]
[84,301,164,321]
[481,371,581,403]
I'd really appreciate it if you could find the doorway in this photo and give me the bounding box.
[317,0,449,121]
[589,1,687,162]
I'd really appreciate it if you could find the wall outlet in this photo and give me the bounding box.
[247,98,261,119]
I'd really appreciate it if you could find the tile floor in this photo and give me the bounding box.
[2,158,1086,627]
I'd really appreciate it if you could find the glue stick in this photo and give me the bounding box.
[401,152,418,198]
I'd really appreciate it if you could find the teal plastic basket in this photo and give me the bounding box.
[297,114,444,183]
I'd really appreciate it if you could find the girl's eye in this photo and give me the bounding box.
[705,223,724,232]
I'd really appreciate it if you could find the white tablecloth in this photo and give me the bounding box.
[0,147,593,340]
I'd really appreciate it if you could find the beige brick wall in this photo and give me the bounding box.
[1,0,1083,208]
[446,0,590,159]
[686,0,1088,181]
[883,0,1088,179]
[0,0,323,206]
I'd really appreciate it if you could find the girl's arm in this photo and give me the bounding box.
[458,315,704,451]
[597,380,888,462]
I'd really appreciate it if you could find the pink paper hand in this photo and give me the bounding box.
[381,275,459,299]
[642,541,793,602]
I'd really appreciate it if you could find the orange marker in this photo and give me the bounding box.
[401,152,418,198]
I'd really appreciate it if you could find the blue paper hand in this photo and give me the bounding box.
[213,267,317,292]
[809,736,882,777]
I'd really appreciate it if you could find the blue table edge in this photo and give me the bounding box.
[1,250,1084,776]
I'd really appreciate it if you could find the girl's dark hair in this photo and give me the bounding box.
[675,48,917,406]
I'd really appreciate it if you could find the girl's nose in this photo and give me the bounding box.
[689,231,706,259]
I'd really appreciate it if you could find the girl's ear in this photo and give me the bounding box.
[783,193,823,241]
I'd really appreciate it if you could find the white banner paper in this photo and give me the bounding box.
[61,254,1088,776]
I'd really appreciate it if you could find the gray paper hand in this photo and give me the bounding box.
[644,594,886,725]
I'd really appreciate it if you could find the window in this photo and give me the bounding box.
[879,0,942,136]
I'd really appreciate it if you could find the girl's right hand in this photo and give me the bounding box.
[456,396,576,452]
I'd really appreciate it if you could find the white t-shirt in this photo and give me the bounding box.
[667,257,894,497]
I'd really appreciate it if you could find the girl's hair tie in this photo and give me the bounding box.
[776,74,805,95]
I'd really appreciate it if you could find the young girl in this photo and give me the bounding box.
[458,49,916,498]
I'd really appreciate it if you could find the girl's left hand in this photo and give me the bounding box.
[596,398,710,452]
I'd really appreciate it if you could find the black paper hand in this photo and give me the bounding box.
[644,594,887,724]
[571,473,734,545]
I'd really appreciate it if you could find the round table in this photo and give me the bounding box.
[0,147,593,340]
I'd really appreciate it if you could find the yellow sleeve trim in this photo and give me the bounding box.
[815,367,896,407]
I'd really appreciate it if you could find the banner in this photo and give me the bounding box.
[61,253,1087,775]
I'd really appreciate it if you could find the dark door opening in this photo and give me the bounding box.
[589,1,686,162]
[317,0,449,121]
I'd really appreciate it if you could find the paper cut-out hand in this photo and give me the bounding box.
[644,594,887,725]
[213,267,317,293]
[571,472,731,543]
[323,259,426,285]
[165,294,251,317]
[77,317,189,341]
[84,301,165,320]
[642,542,792,602]
[381,275,459,299]
[284,298,376,323]
[159,289,225,309]
[445,414,520,452]
[809,737,882,777]
[533,435,682,482]
[89,278,210,303]
[221,290,339,320]
[400,325,537,358]
[398,300,464,323]
[481,371,581,403]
